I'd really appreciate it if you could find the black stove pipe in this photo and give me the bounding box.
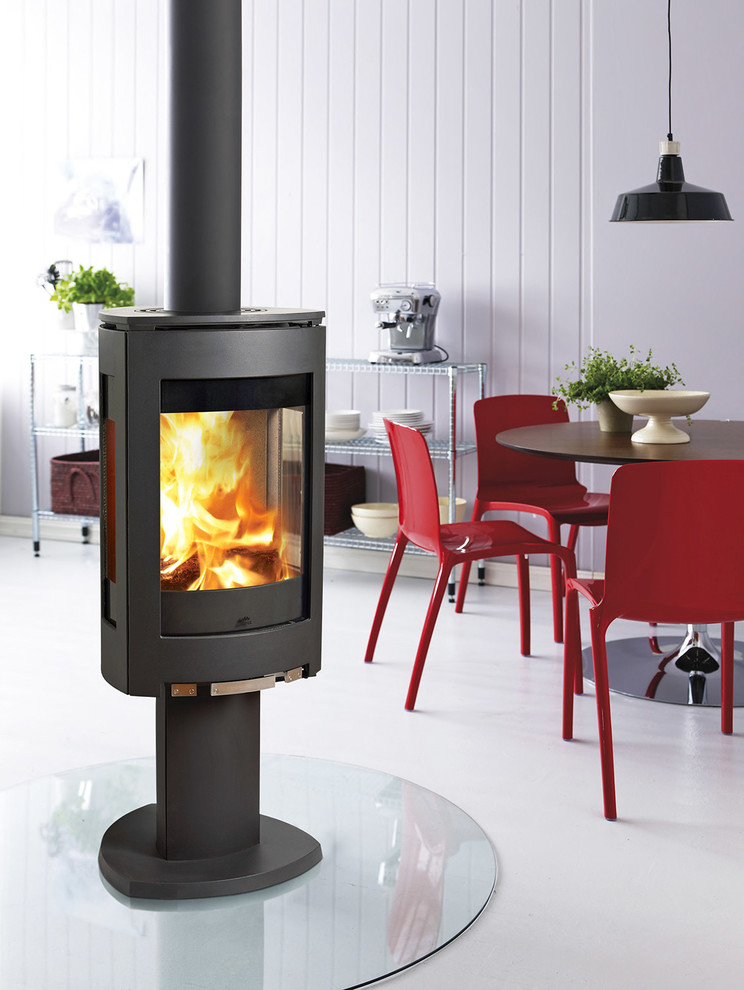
[165,0,242,314]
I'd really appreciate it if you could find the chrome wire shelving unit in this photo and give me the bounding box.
[29,352,100,555]
[324,359,487,579]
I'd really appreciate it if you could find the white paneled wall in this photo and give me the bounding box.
[3,0,744,573]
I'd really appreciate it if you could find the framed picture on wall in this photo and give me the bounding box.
[53,158,144,244]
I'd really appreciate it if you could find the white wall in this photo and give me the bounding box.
[2,0,743,572]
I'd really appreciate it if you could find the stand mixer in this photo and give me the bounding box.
[369,283,443,364]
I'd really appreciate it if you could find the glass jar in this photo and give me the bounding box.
[52,384,78,428]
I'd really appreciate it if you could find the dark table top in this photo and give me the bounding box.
[496,419,744,466]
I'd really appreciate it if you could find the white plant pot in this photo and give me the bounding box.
[71,303,102,354]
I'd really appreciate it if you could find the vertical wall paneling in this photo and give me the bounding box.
[456,0,493,498]
[325,0,356,408]
[580,0,594,369]
[111,0,137,288]
[89,1,113,157]
[67,1,93,159]
[241,0,255,306]
[376,0,409,417]
[21,1,48,291]
[276,0,305,307]
[491,0,523,395]
[251,0,279,304]
[112,0,137,159]
[405,0,438,443]
[434,0,465,447]
[379,0,409,287]
[462,0,493,366]
[350,0,383,437]
[300,0,330,313]
[579,0,607,568]
[46,1,74,268]
[520,0,552,394]
[134,0,162,306]
[549,0,582,386]
[407,0,437,283]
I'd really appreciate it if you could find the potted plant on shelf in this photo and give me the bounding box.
[553,345,684,432]
[50,264,134,349]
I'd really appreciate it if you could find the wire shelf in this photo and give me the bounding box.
[326,358,485,376]
[323,527,431,555]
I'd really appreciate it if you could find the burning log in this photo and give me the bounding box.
[161,545,284,591]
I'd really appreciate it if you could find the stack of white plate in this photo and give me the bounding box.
[326,410,365,443]
[367,409,433,443]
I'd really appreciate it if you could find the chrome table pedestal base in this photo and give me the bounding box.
[581,625,744,706]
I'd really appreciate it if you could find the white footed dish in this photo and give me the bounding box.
[609,389,710,444]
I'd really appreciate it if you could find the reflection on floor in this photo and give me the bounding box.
[2,535,744,988]
[0,755,496,989]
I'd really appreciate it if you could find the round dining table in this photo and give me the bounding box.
[496,418,744,707]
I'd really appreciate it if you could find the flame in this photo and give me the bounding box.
[160,410,290,591]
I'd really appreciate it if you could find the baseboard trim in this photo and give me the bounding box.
[0,514,100,545]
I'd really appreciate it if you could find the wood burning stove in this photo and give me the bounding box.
[96,0,326,899]
[97,310,325,899]
[99,311,324,695]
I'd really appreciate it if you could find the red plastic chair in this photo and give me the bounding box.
[563,460,744,820]
[364,419,577,711]
[456,395,609,643]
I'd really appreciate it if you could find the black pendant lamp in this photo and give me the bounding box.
[610,0,732,223]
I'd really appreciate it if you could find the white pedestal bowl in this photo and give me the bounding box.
[608,389,710,444]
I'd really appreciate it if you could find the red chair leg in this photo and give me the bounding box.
[405,561,452,711]
[562,586,581,739]
[721,621,734,735]
[454,504,485,612]
[566,524,579,552]
[547,519,564,644]
[455,561,473,613]
[516,554,530,656]
[364,535,408,664]
[573,619,584,697]
[589,611,617,820]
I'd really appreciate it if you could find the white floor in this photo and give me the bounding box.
[2,533,744,989]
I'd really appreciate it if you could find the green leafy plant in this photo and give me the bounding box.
[553,345,684,410]
[50,265,134,312]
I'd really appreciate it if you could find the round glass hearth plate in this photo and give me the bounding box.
[0,755,497,990]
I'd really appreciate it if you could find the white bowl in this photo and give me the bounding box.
[326,409,361,429]
[608,390,710,444]
[325,428,366,443]
[438,496,467,523]
[351,502,399,538]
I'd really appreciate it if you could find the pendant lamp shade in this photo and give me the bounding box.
[611,141,732,222]
[611,0,732,223]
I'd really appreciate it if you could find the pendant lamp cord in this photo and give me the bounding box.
[667,0,673,140]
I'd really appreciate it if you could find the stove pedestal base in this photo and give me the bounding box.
[99,804,322,899]
[98,687,322,899]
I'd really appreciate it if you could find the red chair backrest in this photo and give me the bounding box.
[474,394,581,491]
[385,419,442,553]
[602,460,744,624]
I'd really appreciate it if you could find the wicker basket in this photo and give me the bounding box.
[50,450,100,516]
[324,463,366,535]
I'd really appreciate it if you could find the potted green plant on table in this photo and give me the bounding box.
[50,265,134,350]
[553,345,684,432]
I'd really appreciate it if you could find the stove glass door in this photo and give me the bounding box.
[158,374,309,634]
